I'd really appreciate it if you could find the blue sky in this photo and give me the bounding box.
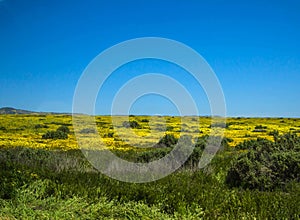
[0,0,300,117]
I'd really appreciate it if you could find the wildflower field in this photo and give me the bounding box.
[0,114,299,219]
[1,114,299,150]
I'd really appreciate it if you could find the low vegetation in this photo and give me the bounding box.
[0,114,299,218]
[226,133,300,191]
[42,125,70,140]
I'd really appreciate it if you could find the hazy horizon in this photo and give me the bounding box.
[2,106,300,119]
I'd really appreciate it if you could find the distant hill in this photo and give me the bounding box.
[0,107,74,115]
[0,107,37,114]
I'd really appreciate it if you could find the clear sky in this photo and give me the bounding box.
[0,0,300,117]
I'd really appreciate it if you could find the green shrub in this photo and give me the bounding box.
[137,148,171,163]
[221,137,234,148]
[194,135,208,150]
[154,134,178,148]
[0,126,7,131]
[235,138,273,151]
[252,125,268,133]
[46,122,72,126]
[123,120,141,129]
[107,132,114,137]
[182,136,232,169]
[268,130,279,136]
[56,125,70,133]
[255,125,268,129]
[42,131,68,139]
[103,132,114,138]
[41,125,70,139]
[0,161,33,199]
[34,124,49,129]
[226,134,300,191]
[166,126,174,131]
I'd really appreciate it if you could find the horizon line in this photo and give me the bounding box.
[0,106,299,119]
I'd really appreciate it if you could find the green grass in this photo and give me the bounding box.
[1,114,300,218]
[0,145,299,219]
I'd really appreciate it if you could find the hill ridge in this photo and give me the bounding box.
[0,107,36,114]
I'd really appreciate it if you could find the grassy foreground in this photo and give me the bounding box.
[0,146,299,219]
[0,114,300,219]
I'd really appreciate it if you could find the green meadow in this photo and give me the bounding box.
[0,114,299,219]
